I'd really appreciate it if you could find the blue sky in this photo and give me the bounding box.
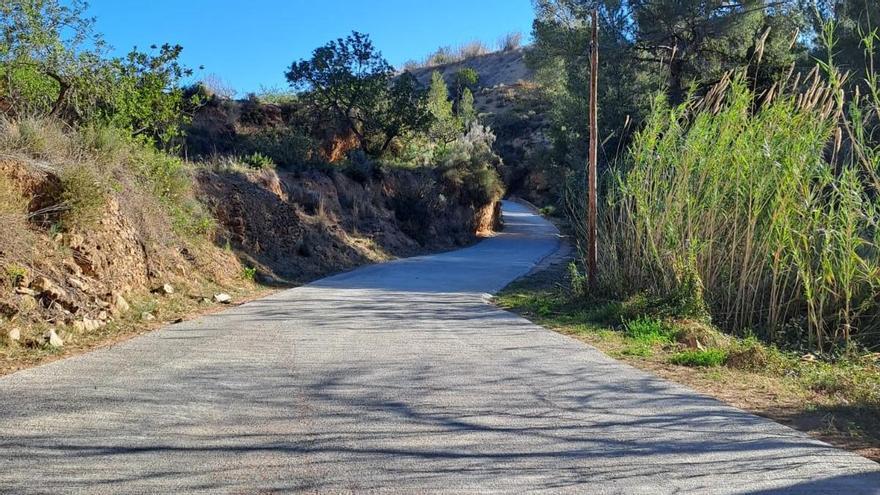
[83,0,536,95]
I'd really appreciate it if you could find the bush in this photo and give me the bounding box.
[241,152,275,170]
[497,32,523,51]
[240,128,315,167]
[439,123,504,207]
[670,349,727,367]
[59,163,111,229]
[0,117,71,160]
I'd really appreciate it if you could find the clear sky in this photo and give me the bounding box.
[82,0,536,95]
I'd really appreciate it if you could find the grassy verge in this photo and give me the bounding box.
[495,256,880,462]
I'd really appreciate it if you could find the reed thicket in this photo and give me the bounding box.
[574,56,880,353]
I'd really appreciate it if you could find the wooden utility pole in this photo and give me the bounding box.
[587,9,599,290]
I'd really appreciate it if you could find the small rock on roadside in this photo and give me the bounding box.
[141,312,155,321]
[213,293,232,304]
[153,284,174,296]
[44,329,64,348]
[7,327,20,342]
[72,318,103,333]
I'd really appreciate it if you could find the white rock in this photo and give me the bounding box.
[44,329,63,348]
[141,312,155,321]
[155,284,174,295]
[7,327,20,342]
[213,293,232,304]
[73,318,102,333]
[112,294,130,314]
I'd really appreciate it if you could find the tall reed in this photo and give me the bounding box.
[581,71,880,352]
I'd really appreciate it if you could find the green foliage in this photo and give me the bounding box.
[670,349,727,368]
[427,71,460,144]
[285,31,432,156]
[241,152,275,170]
[458,88,476,127]
[0,0,106,117]
[624,317,673,345]
[242,266,257,281]
[527,0,806,179]
[4,263,27,287]
[592,74,879,352]
[130,143,214,237]
[438,123,504,207]
[239,128,316,167]
[101,44,201,149]
[0,1,198,148]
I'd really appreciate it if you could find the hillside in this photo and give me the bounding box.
[409,48,554,202]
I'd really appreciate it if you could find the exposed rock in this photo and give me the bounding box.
[67,277,89,292]
[44,329,63,348]
[213,293,232,304]
[31,276,55,293]
[141,312,155,321]
[98,311,108,321]
[15,287,37,296]
[7,327,20,342]
[153,284,174,296]
[112,294,130,314]
[73,318,103,333]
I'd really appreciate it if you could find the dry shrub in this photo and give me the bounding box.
[0,174,33,266]
[0,116,71,161]
[58,163,111,229]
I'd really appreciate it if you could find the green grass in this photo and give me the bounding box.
[669,349,727,367]
[624,317,673,344]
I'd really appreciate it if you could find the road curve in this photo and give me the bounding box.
[1,201,878,494]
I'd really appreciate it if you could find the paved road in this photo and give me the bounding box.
[1,201,879,494]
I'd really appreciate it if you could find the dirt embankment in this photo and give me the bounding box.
[1,156,499,358]
[196,165,499,285]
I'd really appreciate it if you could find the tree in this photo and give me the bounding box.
[458,87,476,127]
[452,68,479,102]
[104,44,201,148]
[285,31,430,156]
[528,0,807,172]
[0,0,106,117]
[427,70,461,143]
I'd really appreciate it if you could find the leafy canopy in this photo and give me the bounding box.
[285,31,432,156]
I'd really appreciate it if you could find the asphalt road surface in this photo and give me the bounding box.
[1,201,879,494]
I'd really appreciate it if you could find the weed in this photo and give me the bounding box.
[670,349,728,367]
[624,317,673,345]
[241,152,275,170]
[242,266,257,281]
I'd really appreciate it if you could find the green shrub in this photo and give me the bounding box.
[624,317,673,344]
[670,349,727,367]
[438,123,504,207]
[241,152,275,170]
[240,128,315,167]
[242,266,257,281]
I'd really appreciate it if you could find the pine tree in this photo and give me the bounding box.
[458,87,476,127]
[427,71,461,143]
